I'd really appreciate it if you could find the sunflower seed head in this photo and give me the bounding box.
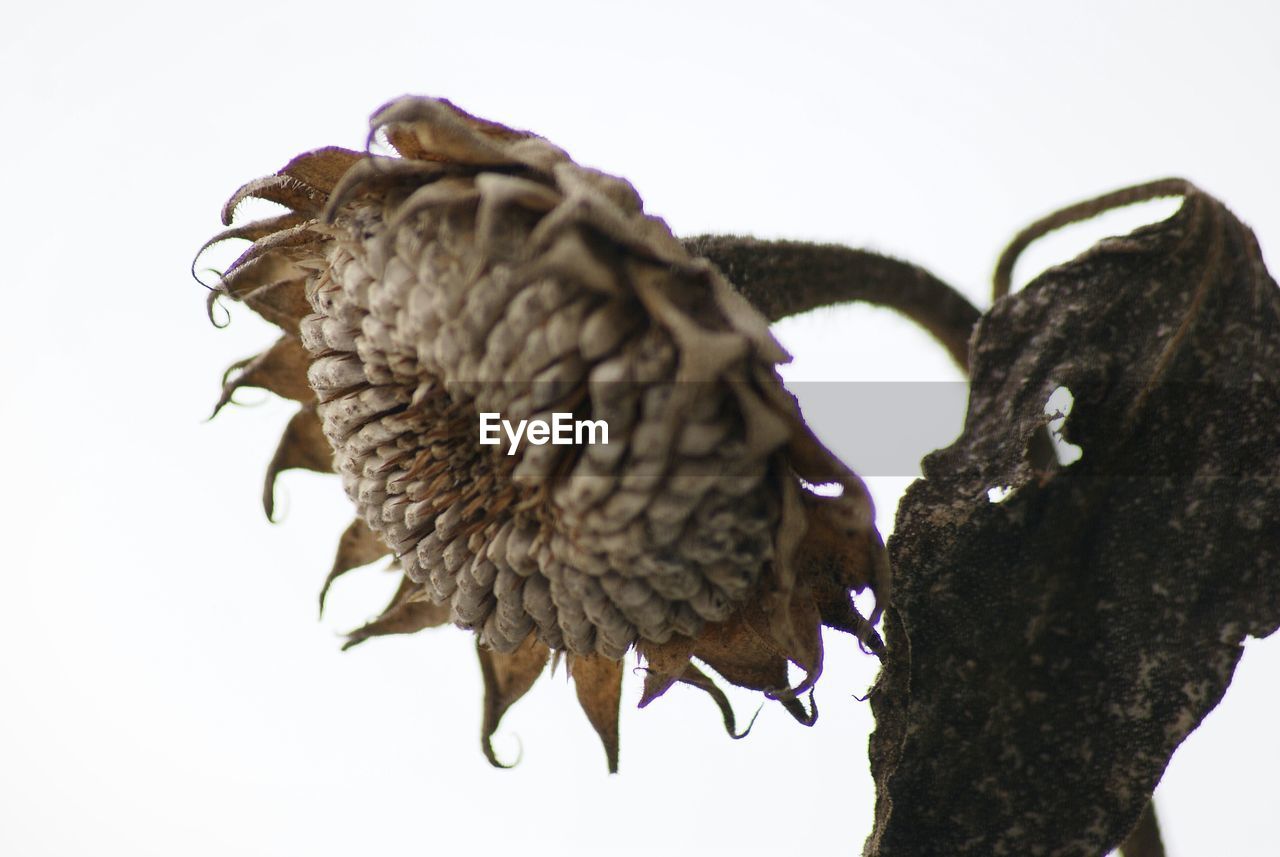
[201,96,887,771]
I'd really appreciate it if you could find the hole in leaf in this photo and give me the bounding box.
[987,485,1014,503]
[1044,386,1084,466]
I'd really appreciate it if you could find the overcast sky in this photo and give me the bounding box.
[3,2,1277,855]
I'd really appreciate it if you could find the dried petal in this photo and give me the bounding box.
[477,635,551,767]
[263,405,331,520]
[243,279,312,330]
[279,146,364,193]
[568,653,623,773]
[221,174,327,225]
[343,576,449,650]
[212,335,312,416]
[320,518,390,614]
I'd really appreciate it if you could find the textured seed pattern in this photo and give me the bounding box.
[301,140,789,659]
[203,97,887,769]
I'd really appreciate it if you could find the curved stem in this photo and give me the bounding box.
[992,178,1195,301]
[684,235,980,373]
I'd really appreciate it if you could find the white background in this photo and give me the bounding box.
[3,2,1277,854]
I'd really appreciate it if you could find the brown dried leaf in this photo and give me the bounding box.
[868,182,1280,856]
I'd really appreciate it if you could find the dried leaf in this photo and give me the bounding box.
[868,183,1280,856]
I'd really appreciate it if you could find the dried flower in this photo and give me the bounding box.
[200,96,888,770]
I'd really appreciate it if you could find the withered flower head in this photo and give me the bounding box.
[200,96,889,771]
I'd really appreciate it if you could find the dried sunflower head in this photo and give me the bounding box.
[200,96,889,771]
